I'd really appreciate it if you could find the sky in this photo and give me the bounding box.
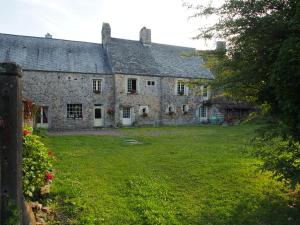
[0,0,220,50]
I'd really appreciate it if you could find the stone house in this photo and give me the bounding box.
[0,23,215,130]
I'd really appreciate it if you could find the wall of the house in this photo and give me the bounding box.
[22,71,212,130]
[22,71,114,130]
[114,74,210,126]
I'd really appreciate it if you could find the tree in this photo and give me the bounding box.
[186,0,300,187]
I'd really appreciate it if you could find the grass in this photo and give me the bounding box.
[44,125,300,225]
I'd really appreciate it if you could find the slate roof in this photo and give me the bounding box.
[0,33,213,79]
[0,33,111,74]
[107,38,213,79]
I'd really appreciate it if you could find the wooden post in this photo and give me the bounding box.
[0,62,24,225]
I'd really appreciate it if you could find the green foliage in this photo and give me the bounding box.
[46,126,299,224]
[187,0,300,186]
[23,130,53,199]
[252,136,300,188]
[5,199,19,225]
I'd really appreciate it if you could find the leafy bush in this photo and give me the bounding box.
[22,127,53,199]
[252,136,300,188]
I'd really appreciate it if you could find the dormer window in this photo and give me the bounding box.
[93,79,102,94]
[127,79,137,94]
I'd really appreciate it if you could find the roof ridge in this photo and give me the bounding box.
[111,37,196,50]
[0,33,101,45]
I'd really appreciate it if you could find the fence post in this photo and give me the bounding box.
[0,62,24,225]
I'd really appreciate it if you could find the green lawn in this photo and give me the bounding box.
[45,125,299,225]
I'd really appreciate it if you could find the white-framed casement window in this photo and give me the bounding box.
[36,106,49,128]
[93,79,102,94]
[177,80,185,95]
[177,80,188,96]
[127,79,137,94]
[199,105,208,119]
[67,104,82,119]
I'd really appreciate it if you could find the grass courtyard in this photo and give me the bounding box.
[45,125,299,225]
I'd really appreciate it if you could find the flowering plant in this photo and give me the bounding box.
[107,107,114,115]
[45,171,54,182]
[22,126,54,199]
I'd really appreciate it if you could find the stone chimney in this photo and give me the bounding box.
[45,33,52,39]
[140,27,151,45]
[216,41,226,50]
[102,23,111,45]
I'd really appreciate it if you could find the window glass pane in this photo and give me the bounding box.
[177,81,185,94]
[36,107,41,123]
[42,107,48,123]
[93,80,102,92]
[200,106,207,117]
[123,108,131,118]
[95,108,102,119]
[67,104,82,118]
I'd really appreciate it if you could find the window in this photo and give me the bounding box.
[182,105,189,113]
[93,79,102,93]
[147,81,155,86]
[177,81,185,95]
[36,106,48,125]
[139,106,149,116]
[203,86,208,97]
[67,104,82,119]
[199,105,207,118]
[123,107,131,118]
[127,79,137,94]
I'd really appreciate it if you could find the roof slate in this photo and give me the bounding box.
[0,33,213,79]
[107,38,213,79]
[0,33,111,74]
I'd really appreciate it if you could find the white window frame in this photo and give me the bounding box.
[93,79,102,93]
[127,78,137,94]
[199,105,208,119]
[176,80,189,96]
[36,106,49,128]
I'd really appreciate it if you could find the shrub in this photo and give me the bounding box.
[252,136,300,188]
[22,127,53,199]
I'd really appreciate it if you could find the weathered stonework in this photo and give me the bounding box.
[22,71,115,130]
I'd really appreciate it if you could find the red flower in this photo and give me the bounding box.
[48,151,54,156]
[45,172,54,181]
[23,130,30,136]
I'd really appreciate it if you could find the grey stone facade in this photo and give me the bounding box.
[0,23,216,130]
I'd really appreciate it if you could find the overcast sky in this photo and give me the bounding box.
[0,0,220,50]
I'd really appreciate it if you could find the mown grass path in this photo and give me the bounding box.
[45,125,299,225]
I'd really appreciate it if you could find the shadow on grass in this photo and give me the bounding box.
[198,191,300,225]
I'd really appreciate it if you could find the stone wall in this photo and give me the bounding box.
[115,74,209,126]
[22,71,211,130]
[22,71,114,130]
